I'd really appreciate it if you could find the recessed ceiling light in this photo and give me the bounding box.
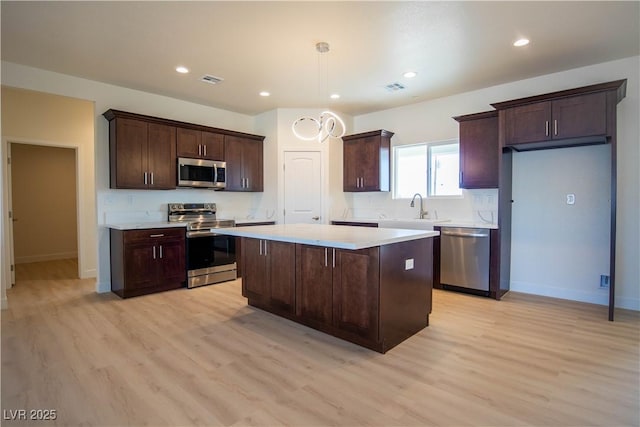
[330,93,340,99]
[259,91,270,97]
[175,66,189,74]
[513,38,530,47]
[403,71,417,78]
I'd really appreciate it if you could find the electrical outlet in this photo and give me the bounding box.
[405,259,414,270]
[600,275,610,288]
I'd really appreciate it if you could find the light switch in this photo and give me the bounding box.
[566,194,575,205]
[405,259,414,270]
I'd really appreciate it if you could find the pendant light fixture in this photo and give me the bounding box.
[292,42,346,143]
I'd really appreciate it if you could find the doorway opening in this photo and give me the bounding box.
[8,142,79,285]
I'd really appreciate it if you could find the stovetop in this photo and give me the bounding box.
[168,203,235,229]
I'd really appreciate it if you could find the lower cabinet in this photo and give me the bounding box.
[241,237,430,353]
[110,228,186,298]
[242,238,295,314]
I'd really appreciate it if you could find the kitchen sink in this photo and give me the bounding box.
[377,218,450,231]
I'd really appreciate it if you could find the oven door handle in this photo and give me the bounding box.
[187,230,227,238]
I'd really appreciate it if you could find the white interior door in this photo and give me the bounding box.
[283,151,322,224]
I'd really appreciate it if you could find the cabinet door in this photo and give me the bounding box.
[113,118,148,188]
[242,238,267,300]
[459,115,499,188]
[176,128,202,158]
[201,132,225,160]
[241,137,263,191]
[359,136,382,191]
[157,238,186,283]
[333,247,380,341]
[147,123,177,189]
[266,240,296,312]
[343,139,361,191]
[504,101,552,146]
[124,242,156,290]
[552,92,607,140]
[295,244,333,326]
[224,135,245,191]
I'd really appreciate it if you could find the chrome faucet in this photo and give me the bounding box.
[410,193,428,219]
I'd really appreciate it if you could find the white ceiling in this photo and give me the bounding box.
[2,1,638,116]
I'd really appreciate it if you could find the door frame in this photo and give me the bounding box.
[2,138,84,286]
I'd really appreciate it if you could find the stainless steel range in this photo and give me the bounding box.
[168,203,236,288]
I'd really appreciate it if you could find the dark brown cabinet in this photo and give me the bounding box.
[242,238,295,314]
[295,244,379,340]
[225,135,264,191]
[110,227,186,298]
[343,130,393,192]
[454,111,499,189]
[103,109,265,190]
[107,116,177,189]
[500,91,608,149]
[176,128,224,160]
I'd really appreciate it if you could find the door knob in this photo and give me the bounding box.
[312,216,320,221]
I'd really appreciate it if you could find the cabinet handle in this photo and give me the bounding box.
[545,120,549,136]
[159,245,163,259]
[554,119,558,136]
[259,239,263,255]
[203,145,207,157]
[245,178,249,189]
[332,248,336,268]
[150,172,154,185]
[149,234,165,238]
[324,247,328,267]
[152,246,156,259]
[264,240,267,256]
[144,172,148,185]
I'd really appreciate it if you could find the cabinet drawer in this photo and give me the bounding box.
[123,228,185,243]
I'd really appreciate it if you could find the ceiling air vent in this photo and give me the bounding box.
[385,82,406,92]
[201,74,224,85]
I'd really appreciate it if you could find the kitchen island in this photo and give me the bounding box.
[219,224,438,353]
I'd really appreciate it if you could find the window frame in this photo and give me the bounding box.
[392,138,462,200]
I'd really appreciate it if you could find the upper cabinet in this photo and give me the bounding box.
[225,134,264,192]
[106,113,176,190]
[453,111,499,189]
[103,109,264,191]
[343,129,393,192]
[492,80,627,151]
[176,128,224,160]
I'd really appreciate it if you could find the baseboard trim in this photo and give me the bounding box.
[15,252,78,264]
[510,280,639,311]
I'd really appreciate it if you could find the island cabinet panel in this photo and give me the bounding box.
[332,248,380,342]
[110,227,186,298]
[295,245,333,327]
[379,238,432,350]
[242,238,296,314]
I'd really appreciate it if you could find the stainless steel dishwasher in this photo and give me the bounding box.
[440,227,490,292]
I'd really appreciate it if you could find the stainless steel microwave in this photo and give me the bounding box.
[177,158,226,189]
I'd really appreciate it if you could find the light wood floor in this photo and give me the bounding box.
[2,259,639,426]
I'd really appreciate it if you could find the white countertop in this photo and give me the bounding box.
[217,223,438,250]
[107,221,188,230]
[331,218,498,230]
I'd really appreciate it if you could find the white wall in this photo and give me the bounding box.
[349,56,639,310]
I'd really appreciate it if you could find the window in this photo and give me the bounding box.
[394,140,461,198]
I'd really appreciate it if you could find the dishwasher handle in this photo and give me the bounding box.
[441,231,489,238]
